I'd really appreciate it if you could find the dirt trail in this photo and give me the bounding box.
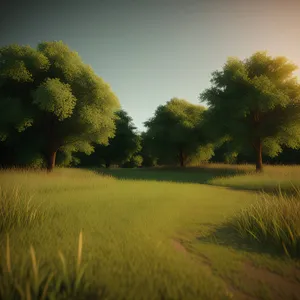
[242,261,300,300]
[172,239,300,300]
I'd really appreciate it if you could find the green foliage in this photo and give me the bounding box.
[224,151,238,164]
[79,109,141,168]
[33,78,76,121]
[228,189,300,258]
[0,44,50,141]
[0,41,120,170]
[200,51,300,170]
[139,132,158,167]
[0,44,50,83]
[122,155,143,168]
[14,141,46,169]
[0,97,34,141]
[144,98,213,166]
[56,151,80,167]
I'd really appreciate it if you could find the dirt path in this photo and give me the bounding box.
[172,239,300,300]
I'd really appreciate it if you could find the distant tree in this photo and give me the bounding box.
[122,155,143,168]
[139,131,158,167]
[0,41,119,171]
[200,52,300,172]
[144,98,214,167]
[80,110,141,168]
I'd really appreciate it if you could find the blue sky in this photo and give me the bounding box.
[1,0,300,131]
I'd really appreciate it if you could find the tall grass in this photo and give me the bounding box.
[228,187,300,258]
[0,231,89,300]
[0,187,46,233]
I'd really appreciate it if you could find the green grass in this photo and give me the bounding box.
[0,166,300,299]
[0,187,46,233]
[0,232,89,300]
[227,189,300,257]
[208,164,300,193]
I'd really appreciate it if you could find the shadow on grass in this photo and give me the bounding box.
[94,167,299,196]
[197,225,291,258]
[206,184,300,197]
[93,166,249,185]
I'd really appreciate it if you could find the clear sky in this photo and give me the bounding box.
[1,0,300,131]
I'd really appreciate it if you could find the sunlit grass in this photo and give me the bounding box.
[0,232,89,300]
[0,168,239,300]
[227,188,300,258]
[0,166,299,299]
[0,187,46,233]
[208,164,300,193]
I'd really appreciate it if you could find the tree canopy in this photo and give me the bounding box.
[139,131,158,167]
[0,41,120,171]
[144,98,214,167]
[200,51,300,171]
[79,109,141,168]
[2,44,300,171]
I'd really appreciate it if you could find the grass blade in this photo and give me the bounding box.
[6,234,12,275]
[76,230,83,275]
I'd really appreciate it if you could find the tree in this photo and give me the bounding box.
[122,155,143,168]
[200,52,300,172]
[0,41,120,171]
[79,110,141,168]
[139,131,158,167]
[144,98,214,167]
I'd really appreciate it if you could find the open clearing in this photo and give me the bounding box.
[0,166,300,300]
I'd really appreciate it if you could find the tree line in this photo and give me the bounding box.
[1,41,300,172]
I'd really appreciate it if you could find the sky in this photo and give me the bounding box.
[1,0,300,131]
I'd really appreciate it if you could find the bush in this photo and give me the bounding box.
[15,147,46,169]
[228,188,300,257]
[141,155,158,167]
[56,151,80,167]
[224,152,238,164]
[122,155,143,168]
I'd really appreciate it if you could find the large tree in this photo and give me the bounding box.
[144,98,214,167]
[200,52,300,172]
[80,109,141,168]
[0,41,119,171]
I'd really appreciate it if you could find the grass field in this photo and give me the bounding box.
[0,165,300,300]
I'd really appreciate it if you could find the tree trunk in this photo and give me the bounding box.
[46,150,57,172]
[105,161,111,168]
[179,150,185,167]
[254,139,263,173]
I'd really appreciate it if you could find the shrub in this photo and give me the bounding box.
[122,155,143,168]
[141,155,158,167]
[224,152,238,164]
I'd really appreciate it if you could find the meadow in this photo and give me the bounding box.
[0,165,300,300]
